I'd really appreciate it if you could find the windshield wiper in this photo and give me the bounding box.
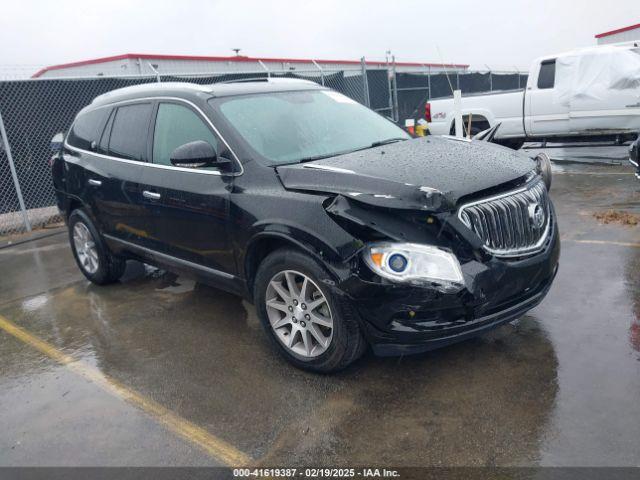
[369,137,408,148]
[296,152,348,163]
[295,138,408,164]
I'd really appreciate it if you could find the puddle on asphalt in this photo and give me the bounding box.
[1,270,563,466]
[625,247,640,357]
[116,262,197,294]
[21,294,50,312]
[1,178,639,466]
[0,242,68,256]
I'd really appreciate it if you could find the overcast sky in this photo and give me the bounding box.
[0,0,636,72]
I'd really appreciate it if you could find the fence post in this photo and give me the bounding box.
[0,108,31,232]
[391,55,399,122]
[385,54,394,120]
[426,65,432,101]
[147,62,161,83]
[453,90,463,138]
[360,57,371,107]
[312,60,325,86]
[258,60,270,78]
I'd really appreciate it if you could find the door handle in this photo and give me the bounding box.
[88,179,102,186]
[143,190,161,200]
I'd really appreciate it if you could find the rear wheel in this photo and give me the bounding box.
[68,209,126,285]
[254,249,366,372]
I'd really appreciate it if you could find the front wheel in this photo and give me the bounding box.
[68,209,126,285]
[254,249,366,373]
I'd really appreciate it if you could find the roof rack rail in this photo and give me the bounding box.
[219,77,318,86]
[220,77,270,84]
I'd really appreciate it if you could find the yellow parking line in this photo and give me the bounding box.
[0,314,252,467]
[563,238,640,248]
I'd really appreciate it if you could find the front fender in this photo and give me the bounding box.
[247,220,357,264]
[241,222,363,299]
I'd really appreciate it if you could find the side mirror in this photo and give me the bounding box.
[169,140,231,170]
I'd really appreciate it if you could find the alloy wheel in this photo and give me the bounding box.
[265,270,334,358]
[73,222,99,274]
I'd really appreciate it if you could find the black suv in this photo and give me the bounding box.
[52,79,559,372]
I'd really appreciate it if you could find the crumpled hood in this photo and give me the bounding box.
[276,136,535,211]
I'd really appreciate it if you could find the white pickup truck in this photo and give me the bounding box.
[427,43,640,149]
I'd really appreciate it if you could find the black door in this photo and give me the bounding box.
[64,103,155,250]
[89,102,158,250]
[63,106,112,225]
[140,100,235,277]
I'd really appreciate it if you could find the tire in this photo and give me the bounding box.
[68,208,126,285]
[254,248,366,373]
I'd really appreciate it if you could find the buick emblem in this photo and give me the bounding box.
[528,203,545,229]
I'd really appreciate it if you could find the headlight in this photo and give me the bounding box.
[534,153,552,191]
[363,242,464,287]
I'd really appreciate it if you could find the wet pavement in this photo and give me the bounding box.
[0,162,639,467]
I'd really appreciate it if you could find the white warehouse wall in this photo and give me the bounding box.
[34,55,468,78]
[597,27,640,45]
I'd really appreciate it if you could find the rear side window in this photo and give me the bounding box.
[97,109,115,155]
[537,60,556,89]
[67,108,109,150]
[152,103,219,166]
[108,103,153,161]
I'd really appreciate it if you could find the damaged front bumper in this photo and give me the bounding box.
[336,219,560,356]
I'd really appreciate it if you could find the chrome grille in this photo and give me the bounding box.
[458,178,551,258]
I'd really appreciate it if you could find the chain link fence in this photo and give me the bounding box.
[394,69,528,121]
[0,75,158,236]
[0,63,525,237]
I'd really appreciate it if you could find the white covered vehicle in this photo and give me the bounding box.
[427,43,640,149]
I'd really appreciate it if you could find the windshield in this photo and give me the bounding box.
[209,90,409,166]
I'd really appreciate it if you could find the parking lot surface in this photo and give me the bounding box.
[0,162,639,467]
